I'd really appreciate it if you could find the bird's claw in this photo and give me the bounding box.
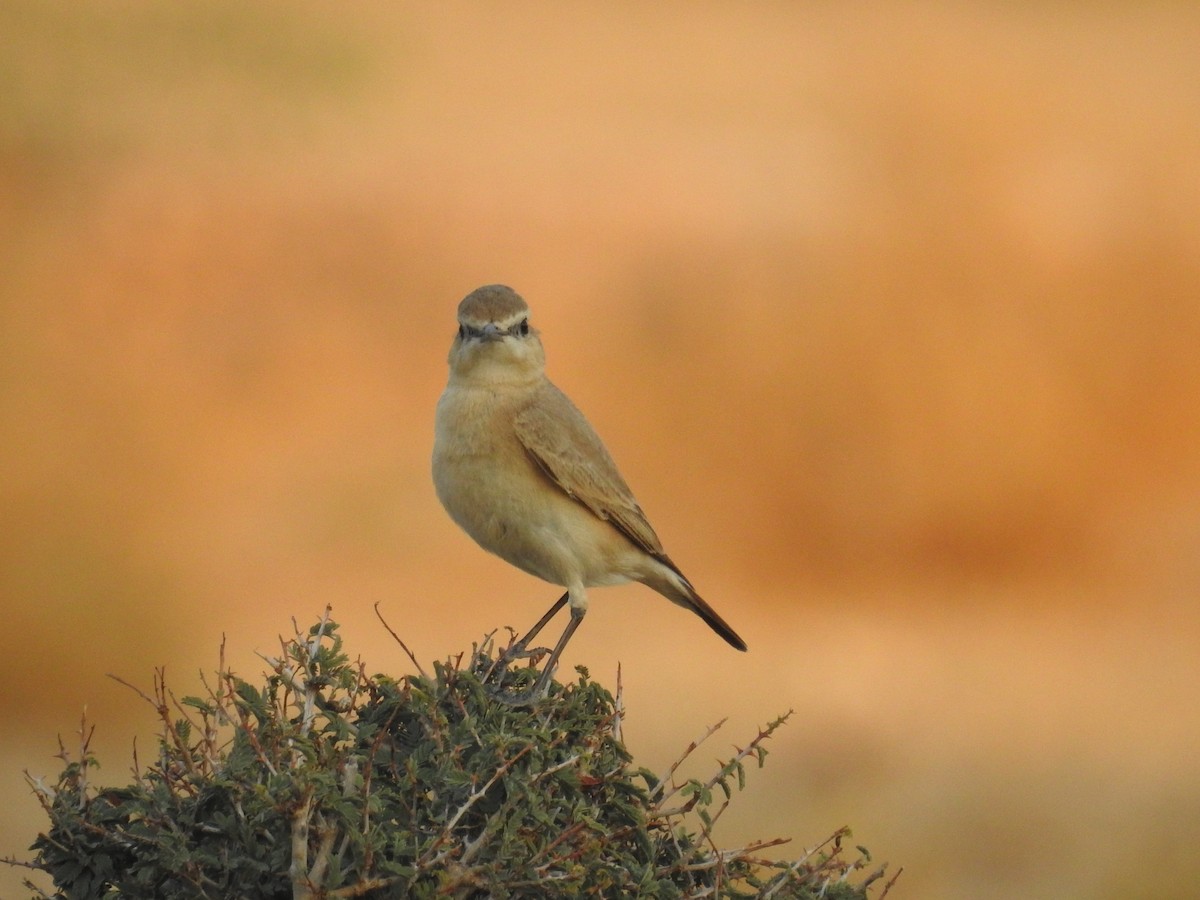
[486,678,551,707]
[484,642,555,705]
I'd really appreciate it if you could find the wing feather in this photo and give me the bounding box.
[513,384,667,559]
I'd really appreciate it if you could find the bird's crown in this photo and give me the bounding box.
[457,284,530,330]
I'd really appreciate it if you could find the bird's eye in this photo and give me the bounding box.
[516,318,530,337]
[457,324,467,340]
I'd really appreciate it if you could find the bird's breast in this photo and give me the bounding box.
[434,385,544,543]
[433,383,638,588]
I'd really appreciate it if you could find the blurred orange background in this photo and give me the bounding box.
[4,3,1200,897]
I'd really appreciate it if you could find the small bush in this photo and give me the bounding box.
[12,610,895,898]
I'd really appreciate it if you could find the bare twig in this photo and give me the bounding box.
[306,812,339,888]
[289,789,315,900]
[612,661,624,744]
[0,854,42,871]
[877,865,903,897]
[375,602,428,679]
[298,606,333,734]
[652,718,727,807]
[657,713,791,818]
[418,745,533,867]
[106,673,156,706]
[760,827,850,899]
[20,876,55,899]
[328,875,405,898]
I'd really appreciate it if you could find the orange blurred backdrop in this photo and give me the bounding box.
[3,3,1200,897]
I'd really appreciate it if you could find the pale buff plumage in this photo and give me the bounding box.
[433,285,746,697]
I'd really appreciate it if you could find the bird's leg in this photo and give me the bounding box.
[490,603,585,706]
[500,591,569,663]
[486,592,568,688]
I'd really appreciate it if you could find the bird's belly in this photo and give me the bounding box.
[435,449,636,589]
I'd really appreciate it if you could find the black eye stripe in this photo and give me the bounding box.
[457,319,530,339]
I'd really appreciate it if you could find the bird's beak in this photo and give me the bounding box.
[480,323,504,342]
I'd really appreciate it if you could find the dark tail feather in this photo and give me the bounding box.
[642,556,748,651]
[686,589,748,651]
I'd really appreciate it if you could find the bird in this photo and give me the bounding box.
[432,284,746,702]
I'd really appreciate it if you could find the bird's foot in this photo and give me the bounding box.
[501,642,551,664]
[483,640,554,705]
[485,664,556,707]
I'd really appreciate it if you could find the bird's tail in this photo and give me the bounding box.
[642,562,748,652]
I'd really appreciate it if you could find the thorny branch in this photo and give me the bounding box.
[12,617,892,898]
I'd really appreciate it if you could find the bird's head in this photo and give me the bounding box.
[448,285,546,384]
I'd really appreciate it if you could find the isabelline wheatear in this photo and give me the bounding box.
[433,284,746,702]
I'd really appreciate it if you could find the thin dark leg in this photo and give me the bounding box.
[491,603,585,706]
[508,591,569,656]
[486,591,568,691]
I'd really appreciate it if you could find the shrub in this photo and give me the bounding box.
[12,610,896,898]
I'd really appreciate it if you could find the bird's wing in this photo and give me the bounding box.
[513,383,667,558]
